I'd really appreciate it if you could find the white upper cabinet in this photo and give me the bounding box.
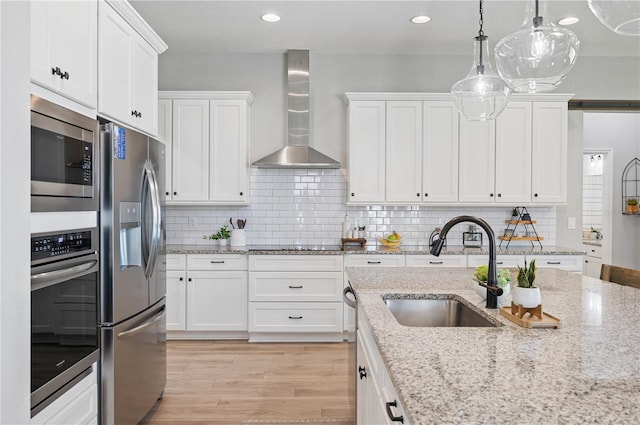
[422,101,459,203]
[385,101,423,203]
[459,119,496,202]
[98,1,166,136]
[157,99,173,198]
[31,0,97,108]
[159,92,253,205]
[171,99,210,202]
[495,102,532,204]
[347,100,386,204]
[532,101,568,204]
[209,100,249,203]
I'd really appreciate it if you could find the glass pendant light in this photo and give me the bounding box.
[451,0,511,121]
[494,0,580,93]
[588,0,640,36]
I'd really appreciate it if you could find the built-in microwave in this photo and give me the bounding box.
[30,96,98,212]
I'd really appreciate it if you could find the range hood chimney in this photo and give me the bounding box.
[252,49,341,169]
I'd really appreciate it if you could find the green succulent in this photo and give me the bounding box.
[517,259,537,288]
[203,224,231,240]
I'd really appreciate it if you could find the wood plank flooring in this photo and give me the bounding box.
[140,340,352,425]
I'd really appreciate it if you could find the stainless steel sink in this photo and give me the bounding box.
[383,296,500,328]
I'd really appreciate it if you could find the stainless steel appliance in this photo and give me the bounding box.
[342,283,357,421]
[30,227,100,416]
[30,95,98,212]
[99,122,166,425]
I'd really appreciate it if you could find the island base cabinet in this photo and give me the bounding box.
[357,314,410,425]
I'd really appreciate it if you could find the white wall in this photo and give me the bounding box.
[0,1,31,423]
[167,169,557,248]
[583,112,640,269]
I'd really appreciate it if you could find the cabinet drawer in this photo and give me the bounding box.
[467,255,524,268]
[165,254,186,270]
[187,254,247,270]
[405,255,466,267]
[248,302,342,332]
[529,255,584,272]
[249,255,343,272]
[249,272,343,302]
[584,244,603,259]
[344,255,405,267]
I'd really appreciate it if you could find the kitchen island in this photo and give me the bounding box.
[346,267,640,424]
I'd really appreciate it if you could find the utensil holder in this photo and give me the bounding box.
[230,229,246,247]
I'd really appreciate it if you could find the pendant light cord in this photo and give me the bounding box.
[476,0,486,73]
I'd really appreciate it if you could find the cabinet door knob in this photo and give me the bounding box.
[188,277,192,282]
[351,192,355,197]
[240,191,243,196]
[179,277,183,281]
[131,110,137,116]
[534,193,539,197]
[490,193,494,197]
[424,193,428,197]
[497,193,502,197]
[358,366,367,380]
[416,193,420,197]
[61,71,69,80]
[173,191,177,195]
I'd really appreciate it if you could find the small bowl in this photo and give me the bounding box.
[379,238,401,247]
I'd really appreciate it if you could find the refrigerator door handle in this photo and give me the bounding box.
[116,308,165,340]
[142,160,161,279]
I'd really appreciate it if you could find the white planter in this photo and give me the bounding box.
[474,282,511,307]
[219,239,228,247]
[512,286,541,308]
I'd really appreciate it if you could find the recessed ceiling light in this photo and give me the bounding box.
[411,15,431,24]
[558,16,580,26]
[261,13,281,23]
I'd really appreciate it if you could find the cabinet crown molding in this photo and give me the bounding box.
[105,0,168,53]
[344,92,574,104]
[159,91,255,104]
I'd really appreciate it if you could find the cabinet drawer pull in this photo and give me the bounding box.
[210,260,225,264]
[547,261,561,265]
[61,71,69,80]
[496,261,504,265]
[288,316,303,320]
[358,366,367,380]
[385,400,404,423]
[367,261,381,264]
[591,249,596,252]
[429,261,443,265]
[288,285,303,289]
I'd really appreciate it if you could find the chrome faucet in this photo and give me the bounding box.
[430,215,502,309]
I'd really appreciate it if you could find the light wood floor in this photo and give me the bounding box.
[140,340,353,425]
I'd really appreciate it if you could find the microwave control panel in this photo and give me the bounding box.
[31,230,93,262]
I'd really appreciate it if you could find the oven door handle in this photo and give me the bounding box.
[117,308,165,339]
[31,259,98,291]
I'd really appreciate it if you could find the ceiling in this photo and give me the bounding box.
[130,0,640,57]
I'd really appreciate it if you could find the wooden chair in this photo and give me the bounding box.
[600,264,640,289]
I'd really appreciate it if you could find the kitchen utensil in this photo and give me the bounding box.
[230,217,235,229]
[237,219,246,229]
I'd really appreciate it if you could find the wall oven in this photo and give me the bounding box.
[30,227,100,416]
[30,95,98,212]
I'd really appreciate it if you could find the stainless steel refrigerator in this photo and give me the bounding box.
[99,122,166,425]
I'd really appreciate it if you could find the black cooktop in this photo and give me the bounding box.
[248,245,343,252]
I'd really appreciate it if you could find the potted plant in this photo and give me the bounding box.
[510,208,519,220]
[512,259,540,308]
[473,265,512,306]
[626,198,639,214]
[203,225,231,246]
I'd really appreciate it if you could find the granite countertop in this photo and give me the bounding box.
[346,267,640,424]
[166,244,585,256]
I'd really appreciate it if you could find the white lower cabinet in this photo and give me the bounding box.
[248,255,344,342]
[584,244,603,278]
[31,365,97,425]
[405,254,467,267]
[528,255,584,273]
[167,253,248,338]
[357,310,409,425]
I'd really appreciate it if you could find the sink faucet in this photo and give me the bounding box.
[430,215,501,309]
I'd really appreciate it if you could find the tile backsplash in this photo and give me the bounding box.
[166,169,556,247]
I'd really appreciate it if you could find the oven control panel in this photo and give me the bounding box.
[31,230,93,262]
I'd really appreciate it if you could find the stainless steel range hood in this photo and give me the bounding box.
[252,50,341,169]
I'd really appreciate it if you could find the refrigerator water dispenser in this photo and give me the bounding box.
[119,201,142,269]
